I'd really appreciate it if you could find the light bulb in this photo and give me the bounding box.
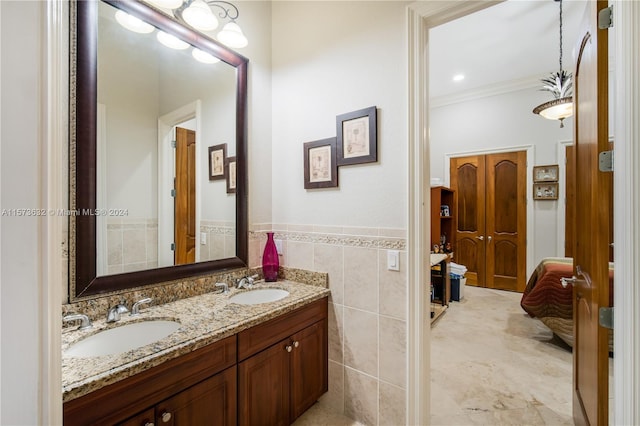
[217,22,248,48]
[157,31,189,50]
[115,10,154,34]
[182,0,218,31]
[145,0,184,9]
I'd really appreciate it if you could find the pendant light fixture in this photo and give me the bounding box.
[532,0,573,127]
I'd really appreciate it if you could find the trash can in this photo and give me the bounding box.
[450,274,466,301]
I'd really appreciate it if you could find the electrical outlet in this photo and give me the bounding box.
[200,232,207,245]
[274,239,283,255]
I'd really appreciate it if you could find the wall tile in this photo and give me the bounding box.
[146,225,157,262]
[107,228,122,266]
[285,240,314,270]
[314,243,344,304]
[343,247,378,312]
[122,227,146,264]
[319,360,345,414]
[342,226,379,237]
[378,228,406,239]
[378,250,407,320]
[288,224,314,232]
[344,367,378,425]
[379,316,406,388]
[328,302,343,363]
[343,307,378,376]
[313,225,343,234]
[379,382,406,426]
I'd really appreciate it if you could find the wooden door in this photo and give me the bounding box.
[174,127,196,265]
[485,151,527,291]
[451,152,526,291]
[450,155,486,286]
[238,340,290,426]
[154,366,236,426]
[290,320,328,421]
[572,0,611,424]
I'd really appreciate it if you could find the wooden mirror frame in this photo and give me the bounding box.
[71,0,248,300]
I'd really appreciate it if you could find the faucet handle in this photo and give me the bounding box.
[107,303,129,323]
[131,297,153,316]
[63,313,93,330]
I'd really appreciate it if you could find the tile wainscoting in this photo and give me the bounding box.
[250,224,408,425]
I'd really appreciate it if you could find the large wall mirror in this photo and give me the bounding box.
[71,0,248,300]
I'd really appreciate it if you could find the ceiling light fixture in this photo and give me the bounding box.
[148,0,248,48]
[532,0,573,128]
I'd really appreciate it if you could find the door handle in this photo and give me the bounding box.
[476,236,484,241]
[561,277,577,288]
[561,265,592,288]
[487,236,492,244]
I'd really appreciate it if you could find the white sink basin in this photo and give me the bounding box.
[229,288,289,305]
[64,320,181,358]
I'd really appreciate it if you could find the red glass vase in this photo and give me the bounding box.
[262,232,279,282]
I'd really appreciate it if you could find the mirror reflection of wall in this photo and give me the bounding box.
[96,1,236,276]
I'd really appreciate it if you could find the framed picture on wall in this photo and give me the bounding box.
[303,137,338,189]
[226,156,236,194]
[208,143,227,181]
[336,106,377,166]
[533,182,558,200]
[533,164,559,182]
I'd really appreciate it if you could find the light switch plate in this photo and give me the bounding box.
[387,250,400,271]
[200,232,207,245]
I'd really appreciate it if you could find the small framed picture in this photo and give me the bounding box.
[226,156,236,194]
[208,143,227,181]
[533,164,559,182]
[303,137,338,189]
[336,106,377,166]
[533,182,558,200]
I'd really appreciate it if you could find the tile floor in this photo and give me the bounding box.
[431,286,575,425]
[296,285,612,425]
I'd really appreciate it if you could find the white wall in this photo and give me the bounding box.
[271,1,409,228]
[430,86,574,265]
[0,1,43,423]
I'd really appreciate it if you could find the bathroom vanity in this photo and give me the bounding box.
[62,282,329,426]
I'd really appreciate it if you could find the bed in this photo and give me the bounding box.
[520,257,613,349]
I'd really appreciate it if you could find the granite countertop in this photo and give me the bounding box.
[62,280,330,403]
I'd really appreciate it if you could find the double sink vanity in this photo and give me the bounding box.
[62,280,330,425]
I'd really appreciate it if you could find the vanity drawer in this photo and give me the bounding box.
[237,297,328,361]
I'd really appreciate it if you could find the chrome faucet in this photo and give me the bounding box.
[236,274,258,289]
[63,313,93,330]
[106,304,129,323]
[130,297,153,316]
[215,282,230,294]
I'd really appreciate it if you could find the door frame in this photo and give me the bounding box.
[556,139,573,256]
[407,0,640,424]
[444,145,534,278]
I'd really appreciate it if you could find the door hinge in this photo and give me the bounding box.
[170,243,175,251]
[599,150,613,172]
[599,307,613,329]
[598,5,613,29]
[171,140,176,148]
[171,189,176,197]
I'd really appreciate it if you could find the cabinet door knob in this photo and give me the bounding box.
[285,345,292,352]
[161,412,172,423]
[293,340,299,348]
[144,423,155,426]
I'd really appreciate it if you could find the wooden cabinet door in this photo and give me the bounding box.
[238,340,291,426]
[290,320,328,421]
[485,151,526,292]
[450,155,486,286]
[155,366,236,426]
[119,408,155,426]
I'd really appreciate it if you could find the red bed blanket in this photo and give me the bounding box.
[520,257,613,348]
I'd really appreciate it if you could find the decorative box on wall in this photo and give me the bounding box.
[533,164,559,200]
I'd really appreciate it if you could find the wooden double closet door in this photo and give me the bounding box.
[450,151,526,292]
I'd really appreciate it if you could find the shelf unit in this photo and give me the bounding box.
[430,186,456,251]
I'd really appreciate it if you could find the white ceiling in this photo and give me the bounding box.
[429,0,587,99]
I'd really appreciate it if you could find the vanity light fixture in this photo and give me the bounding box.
[147,0,249,48]
[157,31,190,49]
[532,0,573,128]
[115,10,155,34]
[192,48,221,64]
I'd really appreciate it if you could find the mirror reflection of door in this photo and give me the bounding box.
[174,127,196,265]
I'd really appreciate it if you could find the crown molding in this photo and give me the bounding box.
[430,75,542,108]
